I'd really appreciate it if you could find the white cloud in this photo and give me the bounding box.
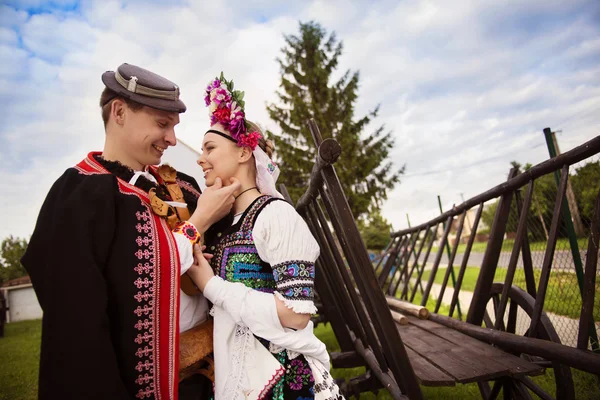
[0,0,599,240]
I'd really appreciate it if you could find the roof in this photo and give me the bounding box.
[1,275,31,288]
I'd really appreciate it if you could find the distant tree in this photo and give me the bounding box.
[0,236,28,284]
[358,210,393,250]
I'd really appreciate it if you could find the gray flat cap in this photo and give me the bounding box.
[101,63,186,113]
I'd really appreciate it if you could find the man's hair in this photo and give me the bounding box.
[99,87,144,127]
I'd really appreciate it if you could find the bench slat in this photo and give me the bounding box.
[405,316,544,378]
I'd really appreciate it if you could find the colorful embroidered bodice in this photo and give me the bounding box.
[206,196,277,293]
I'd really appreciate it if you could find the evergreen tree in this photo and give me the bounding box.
[267,21,403,220]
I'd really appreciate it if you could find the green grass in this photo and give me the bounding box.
[0,319,41,400]
[314,322,600,399]
[430,237,590,255]
[2,319,598,399]
[419,266,600,320]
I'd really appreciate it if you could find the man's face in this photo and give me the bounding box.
[121,105,180,167]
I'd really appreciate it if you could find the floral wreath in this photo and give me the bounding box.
[204,72,261,150]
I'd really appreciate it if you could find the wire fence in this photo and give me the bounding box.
[375,145,600,348]
[381,151,599,350]
[500,153,600,348]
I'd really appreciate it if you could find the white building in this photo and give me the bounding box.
[161,139,206,190]
[1,276,43,323]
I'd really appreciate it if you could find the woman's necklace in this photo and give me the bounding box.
[234,186,258,199]
[233,187,259,217]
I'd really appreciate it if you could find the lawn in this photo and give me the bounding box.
[2,319,599,399]
[0,319,40,400]
[419,266,600,320]
[430,237,590,256]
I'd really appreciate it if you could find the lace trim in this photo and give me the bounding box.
[222,324,254,400]
[286,349,300,360]
[274,291,318,315]
[269,342,284,354]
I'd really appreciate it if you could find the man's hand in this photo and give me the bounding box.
[189,177,241,233]
[187,244,215,292]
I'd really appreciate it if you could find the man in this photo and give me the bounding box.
[22,63,238,399]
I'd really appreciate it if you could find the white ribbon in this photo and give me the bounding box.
[128,170,158,186]
[253,147,283,199]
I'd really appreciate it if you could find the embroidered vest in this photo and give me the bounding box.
[205,196,279,292]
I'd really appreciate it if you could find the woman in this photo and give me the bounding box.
[186,74,342,400]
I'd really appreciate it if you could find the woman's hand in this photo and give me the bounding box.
[187,244,216,292]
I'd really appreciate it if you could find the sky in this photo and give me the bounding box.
[1,0,599,240]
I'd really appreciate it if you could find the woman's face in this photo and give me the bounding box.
[197,124,241,187]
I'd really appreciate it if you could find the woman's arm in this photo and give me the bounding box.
[187,245,310,330]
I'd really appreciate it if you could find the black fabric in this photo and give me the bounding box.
[21,161,203,400]
[178,374,213,400]
[22,170,133,399]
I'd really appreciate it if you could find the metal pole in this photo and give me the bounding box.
[542,128,585,293]
[543,127,598,352]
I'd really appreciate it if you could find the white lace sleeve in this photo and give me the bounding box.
[173,232,194,275]
[253,200,319,314]
[173,232,209,332]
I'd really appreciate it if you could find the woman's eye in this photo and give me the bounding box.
[158,122,166,128]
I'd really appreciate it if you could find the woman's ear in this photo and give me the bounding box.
[238,146,253,163]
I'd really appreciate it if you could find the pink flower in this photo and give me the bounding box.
[213,107,230,124]
[229,117,246,140]
[237,130,261,150]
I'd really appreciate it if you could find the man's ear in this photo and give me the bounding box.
[111,99,126,126]
[238,146,253,163]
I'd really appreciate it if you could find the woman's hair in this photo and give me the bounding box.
[99,87,144,127]
[246,120,275,158]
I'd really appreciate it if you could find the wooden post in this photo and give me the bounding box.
[308,120,423,400]
[435,210,467,314]
[529,165,569,338]
[421,216,453,307]
[577,189,600,352]
[514,187,537,298]
[410,223,439,303]
[400,226,430,300]
[449,203,483,319]
[467,168,519,325]
[494,181,534,331]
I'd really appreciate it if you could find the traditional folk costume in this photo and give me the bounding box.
[22,64,210,400]
[184,73,343,400]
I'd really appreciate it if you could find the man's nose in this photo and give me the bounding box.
[165,128,177,146]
